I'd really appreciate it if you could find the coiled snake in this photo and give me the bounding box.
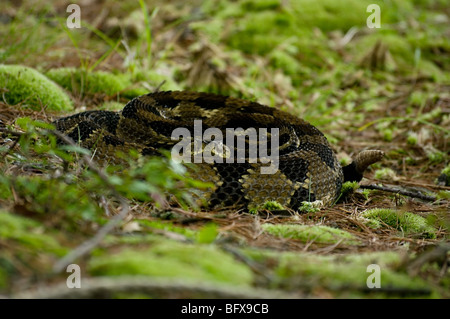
[54,91,383,209]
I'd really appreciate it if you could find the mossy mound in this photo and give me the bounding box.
[374,167,398,180]
[46,67,131,97]
[0,210,67,289]
[45,68,179,99]
[88,239,253,286]
[241,248,436,297]
[272,250,434,296]
[289,0,393,32]
[362,208,437,238]
[262,223,360,245]
[0,64,73,111]
[0,210,65,254]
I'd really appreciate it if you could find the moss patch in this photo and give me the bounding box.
[45,67,179,99]
[352,32,444,80]
[273,250,433,296]
[88,239,253,286]
[374,167,398,180]
[137,219,197,240]
[362,208,437,238]
[241,247,435,297]
[46,67,131,97]
[0,64,73,111]
[204,0,405,56]
[0,210,67,289]
[262,223,360,245]
[0,210,66,255]
[340,181,359,196]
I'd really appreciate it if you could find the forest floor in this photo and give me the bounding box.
[0,0,448,299]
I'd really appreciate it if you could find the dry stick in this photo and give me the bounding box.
[360,184,437,202]
[50,130,130,274]
[397,179,450,190]
[52,202,129,274]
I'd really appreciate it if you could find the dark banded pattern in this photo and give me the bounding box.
[53,91,383,210]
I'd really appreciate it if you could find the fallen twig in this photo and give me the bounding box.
[52,200,129,274]
[360,184,437,202]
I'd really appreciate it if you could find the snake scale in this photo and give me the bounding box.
[53,91,383,209]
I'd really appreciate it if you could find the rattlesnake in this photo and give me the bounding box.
[53,91,383,209]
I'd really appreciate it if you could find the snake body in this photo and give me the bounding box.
[54,91,383,209]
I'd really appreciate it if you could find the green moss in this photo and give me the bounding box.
[9,175,101,226]
[353,32,444,79]
[45,67,181,99]
[362,209,437,238]
[88,240,253,285]
[221,3,326,55]
[215,0,414,57]
[0,175,12,200]
[290,0,390,31]
[409,91,428,108]
[340,181,359,196]
[374,168,397,180]
[269,50,303,77]
[407,131,418,145]
[298,200,323,213]
[0,210,66,255]
[241,248,433,296]
[0,64,73,111]
[0,266,7,289]
[248,200,286,214]
[99,101,125,111]
[100,234,164,248]
[262,223,360,245]
[0,210,68,290]
[436,190,450,200]
[262,201,285,211]
[426,150,446,164]
[361,217,382,229]
[382,128,394,142]
[339,156,352,167]
[196,223,219,244]
[137,219,197,240]
[46,67,131,97]
[240,0,281,11]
